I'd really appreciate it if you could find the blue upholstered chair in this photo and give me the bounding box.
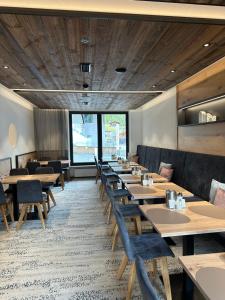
[0,182,14,231]
[16,180,47,230]
[113,203,173,300]
[106,187,143,251]
[35,167,56,209]
[5,168,29,196]
[136,256,159,300]
[99,172,120,202]
[26,161,41,175]
[48,160,64,190]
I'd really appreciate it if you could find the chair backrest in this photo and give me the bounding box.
[113,202,135,261]
[26,161,41,175]
[17,180,43,203]
[48,160,62,173]
[136,256,159,300]
[10,168,29,176]
[35,167,54,174]
[0,182,6,204]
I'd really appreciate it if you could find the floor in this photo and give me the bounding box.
[0,179,224,300]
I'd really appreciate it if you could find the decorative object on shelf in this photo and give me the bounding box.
[207,112,213,122]
[199,110,207,123]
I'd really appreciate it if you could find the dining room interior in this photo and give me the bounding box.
[0,1,225,299]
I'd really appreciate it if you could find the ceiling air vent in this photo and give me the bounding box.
[80,63,91,73]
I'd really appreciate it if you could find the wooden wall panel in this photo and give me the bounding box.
[177,56,225,109]
[178,122,225,156]
[16,151,37,168]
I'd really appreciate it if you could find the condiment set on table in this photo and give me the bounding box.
[132,166,142,176]
[141,173,153,186]
[166,190,186,210]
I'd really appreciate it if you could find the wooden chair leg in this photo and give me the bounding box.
[7,201,14,222]
[110,218,116,235]
[112,225,119,251]
[159,257,172,300]
[126,262,136,300]
[95,169,100,184]
[101,188,106,201]
[42,201,48,219]
[16,205,28,230]
[117,254,128,279]
[36,203,45,229]
[149,259,157,279]
[134,216,142,235]
[103,200,110,215]
[48,189,56,206]
[107,202,112,224]
[24,206,28,221]
[0,205,9,231]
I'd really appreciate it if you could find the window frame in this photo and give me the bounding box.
[69,111,129,166]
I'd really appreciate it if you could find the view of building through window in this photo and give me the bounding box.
[71,113,127,163]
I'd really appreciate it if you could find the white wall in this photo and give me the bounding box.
[141,87,177,149]
[129,109,143,154]
[0,84,35,167]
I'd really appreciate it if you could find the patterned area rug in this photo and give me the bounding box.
[0,179,224,300]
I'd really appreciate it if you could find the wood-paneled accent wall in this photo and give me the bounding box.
[177,56,225,156]
[177,56,225,109]
[178,122,225,156]
[16,151,37,168]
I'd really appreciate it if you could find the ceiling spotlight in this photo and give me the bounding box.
[203,43,210,47]
[83,83,89,89]
[80,63,91,73]
[3,65,9,69]
[80,37,89,45]
[152,85,156,88]
[115,67,127,73]
[171,69,176,73]
[82,101,89,105]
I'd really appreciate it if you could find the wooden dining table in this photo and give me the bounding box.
[111,165,148,173]
[119,173,168,184]
[2,173,60,220]
[179,252,225,300]
[108,161,139,167]
[125,182,193,200]
[39,160,70,166]
[140,201,225,300]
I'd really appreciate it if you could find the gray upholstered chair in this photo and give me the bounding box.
[48,161,64,190]
[113,203,173,300]
[136,256,159,300]
[26,161,40,175]
[0,182,14,231]
[16,180,47,230]
[35,167,56,209]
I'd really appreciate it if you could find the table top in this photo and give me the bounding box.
[112,165,148,173]
[119,173,168,184]
[140,201,225,237]
[39,160,70,166]
[109,161,139,167]
[1,173,60,184]
[179,252,225,300]
[125,182,193,200]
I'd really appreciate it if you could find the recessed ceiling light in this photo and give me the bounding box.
[80,37,89,45]
[203,43,210,47]
[3,65,9,69]
[152,85,156,88]
[115,67,127,73]
[83,83,89,89]
[171,69,176,73]
[82,101,89,105]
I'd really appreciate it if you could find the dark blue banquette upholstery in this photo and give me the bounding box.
[136,145,225,202]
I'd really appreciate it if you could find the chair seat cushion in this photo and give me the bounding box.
[130,233,174,261]
[119,204,142,217]
[112,189,130,198]
[102,171,118,177]
[42,186,50,192]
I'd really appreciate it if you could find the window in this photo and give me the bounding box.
[71,114,98,163]
[102,114,127,161]
[69,112,128,165]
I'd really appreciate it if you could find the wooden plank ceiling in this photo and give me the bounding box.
[0,14,225,110]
